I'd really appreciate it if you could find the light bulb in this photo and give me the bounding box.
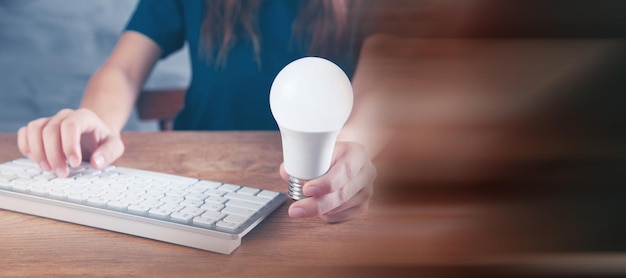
[270,57,353,200]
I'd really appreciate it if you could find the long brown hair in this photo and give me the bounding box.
[201,0,361,67]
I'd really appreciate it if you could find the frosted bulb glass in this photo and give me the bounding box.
[270,57,353,200]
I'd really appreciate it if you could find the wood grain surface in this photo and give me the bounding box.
[0,132,439,277]
[1,131,625,277]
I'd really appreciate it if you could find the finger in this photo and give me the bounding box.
[17,126,30,158]
[59,112,97,168]
[320,203,370,223]
[26,118,51,171]
[288,184,372,221]
[303,142,368,197]
[312,161,375,215]
[288,162,374,219]
[279,163,290,182]
[90,135,125,169]
[42,110,74,177]
[288,197,319,218]
[324,183,374,216]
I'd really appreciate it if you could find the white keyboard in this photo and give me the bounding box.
[0,158,287,254]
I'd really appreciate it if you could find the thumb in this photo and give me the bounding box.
[90,135,125,169]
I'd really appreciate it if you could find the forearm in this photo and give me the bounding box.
[338,122,390,160]
[80,64,140,134]
[79,31,161,134]
[337,92,391,160]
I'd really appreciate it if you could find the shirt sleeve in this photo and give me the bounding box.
[125,0,185,58]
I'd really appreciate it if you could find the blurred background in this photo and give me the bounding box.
[0,0,190,132]
[1,0,624,132]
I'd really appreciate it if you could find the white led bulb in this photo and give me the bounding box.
[270,57,353,200]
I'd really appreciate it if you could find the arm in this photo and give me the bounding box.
[81,31,162,133]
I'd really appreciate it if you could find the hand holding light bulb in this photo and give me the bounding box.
[270,57,376,223]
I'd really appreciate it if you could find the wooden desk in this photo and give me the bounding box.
[0,132,446,277]
[1,131,625,277]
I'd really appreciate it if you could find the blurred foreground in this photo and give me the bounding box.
[355,2,626,275]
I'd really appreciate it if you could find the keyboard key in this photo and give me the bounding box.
[82,169,102,176]
[201,210,227,221]
[12,178,34,185]
[127,204,150,215]
[29,184,49,195]
[218,184,241,192]
[124,188,146,196]
[107,200,129,210]
[11,159,39,168]
[185,192,208,202]
[100,192,122,201]
[205,189,227,197]
[257,190,280,199]
[166,182,190,190]
[216,221,240,231]
[148,208,172,219]
[203,195,227,205]
[0,173,15,182]
[0,164,28,172]
[11,182,30,192]
[222,206,257,218]
[67,193,86,203]
[48,189,68,199]
[224,192,271,205]
[170,212,195,224]
[236,187,260,195]
[32,173,56,181]
[201,203,225,212]
[192,180,222,190]
[139,199,164,208]
[159,203,185,213]
[165,190,187,198]
[119,196,144,205]
[144,192,165,200]
[223,215,249,225]
[226,199,264,211]
[161,195,184,204]
[86,197,108,207]
[192,216,216,228]
[150,180,172,187]
[0,181,12,190]
[179,207,205,217]
[180,199,203,207]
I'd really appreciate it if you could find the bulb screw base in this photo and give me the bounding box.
[288,176,309,201]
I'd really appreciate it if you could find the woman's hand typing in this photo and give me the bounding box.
[17,108,124,178]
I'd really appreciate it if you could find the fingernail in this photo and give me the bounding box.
[39,160,51,171]
[305,186,320,197]
[68,154,80,167]
[289,207,306,218]
[55,167,67,178]
[94,154,105,168]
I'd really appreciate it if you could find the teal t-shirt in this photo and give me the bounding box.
[126,0,361,130]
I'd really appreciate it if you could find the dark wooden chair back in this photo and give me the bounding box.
[136,88,185,131]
